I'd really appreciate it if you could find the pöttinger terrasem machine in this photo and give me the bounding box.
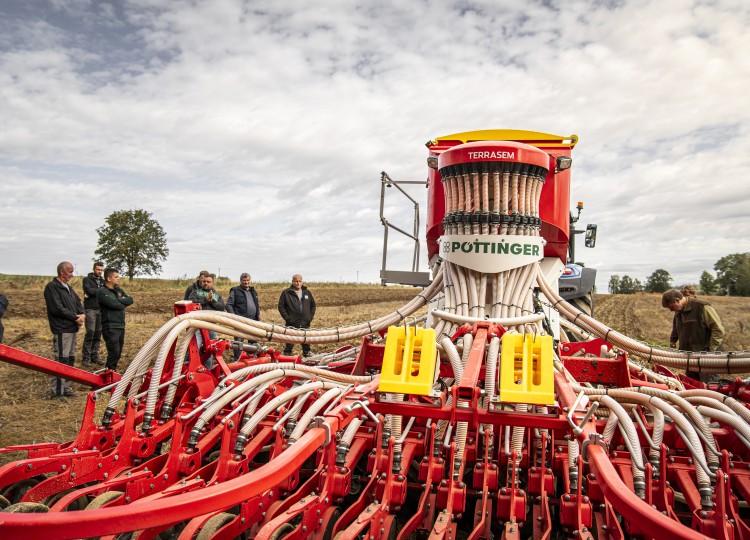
[2,129,750,539]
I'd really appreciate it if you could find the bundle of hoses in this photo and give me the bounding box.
[101,269,443,426]
[559,362,750,508]
[537,264,750,373]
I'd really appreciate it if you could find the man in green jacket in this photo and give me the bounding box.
[662,289,724,381]
[97,268,134,371]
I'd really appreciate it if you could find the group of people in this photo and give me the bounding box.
[0,261,727,399]
[183,270,317,358]
[44,261,133,399]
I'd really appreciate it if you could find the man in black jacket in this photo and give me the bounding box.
[226,273,260,360]
[188,273,225,368]
[81,262,105,366]
[278,274,316,356]
[0,292,8,344]
[184,270,210,300]
[97,268,134,372]
[44,261,85,399]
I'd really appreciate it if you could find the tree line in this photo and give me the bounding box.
[608,253,750,296]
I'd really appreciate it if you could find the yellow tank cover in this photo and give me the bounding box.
[378,326,437,396]
[499,333,555,405]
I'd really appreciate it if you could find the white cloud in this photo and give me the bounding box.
[0,0,748,292]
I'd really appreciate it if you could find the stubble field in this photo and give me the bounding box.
[0,275,748,465]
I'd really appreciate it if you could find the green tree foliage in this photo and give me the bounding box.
[699,271,717,295]
[618,275,642,294]
[645,269,672,293]
[714,253,750,296]
[608,274,621,294]
[95,209,169,281]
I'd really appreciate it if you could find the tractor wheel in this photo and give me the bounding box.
[0,494,10,509]
[196,512,235,540]
[85,490,124,510]
[567,291,594,318]
[2,502,50,513]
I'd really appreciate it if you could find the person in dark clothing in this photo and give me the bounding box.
[278,274,316,356]
[81,261,105,366]
[226,272,260,360]
[662,289,725,382]
[188,274,226,311]
[97,268,134,371]
[188,274,225,368]
[184,270,210,300]
[44,261,85,398]
[0,292,8,344]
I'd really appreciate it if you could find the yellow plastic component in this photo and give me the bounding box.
[378,326,437,396]
[431,129,578,148]
[499,333,555,405]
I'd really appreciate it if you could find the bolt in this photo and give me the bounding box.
[125,496,131,502]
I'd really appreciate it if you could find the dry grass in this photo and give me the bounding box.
[0,276,423,460]
[1,274,749,464]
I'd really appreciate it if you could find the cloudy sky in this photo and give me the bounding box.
[1,0,748,291]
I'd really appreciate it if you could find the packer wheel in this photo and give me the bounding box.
[2,502,50,513]
[268,523,295,540]
[85,490,124,510]
[196,512,235,540]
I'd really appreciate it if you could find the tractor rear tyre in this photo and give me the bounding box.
[567,291,594,318]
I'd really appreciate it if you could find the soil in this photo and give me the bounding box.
[1,279,749,461]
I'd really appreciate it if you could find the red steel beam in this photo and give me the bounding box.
[0,344,120,388]
[0,415,331,539]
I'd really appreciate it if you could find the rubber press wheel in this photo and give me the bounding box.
[85,490,124,510]
[268,523,295,540]
[2,502,50,513]
[1,476,43,504]
[320,507,341,539]
[196,512,235,540]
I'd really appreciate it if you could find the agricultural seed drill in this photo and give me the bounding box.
[2,129,750,540]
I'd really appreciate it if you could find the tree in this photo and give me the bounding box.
[95,209,169,281]
[645,269,672,293]
[608,274,621,294]
[699,271,717,295]
[714,253,750,296]
[619,275,642,294]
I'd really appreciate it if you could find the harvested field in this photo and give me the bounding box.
[1,275,749,464]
